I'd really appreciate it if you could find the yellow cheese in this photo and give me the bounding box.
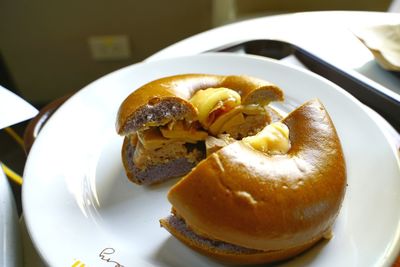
[160,121,208,143]
[219,112,246,134]
[208,104,266,136]
[137,121,208,149]
[208,106,243,135]
[243,122,290,154]
[242,104,266,115]
[137,127,174,150]
[190,87,241,128]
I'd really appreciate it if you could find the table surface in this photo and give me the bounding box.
[20,10,400,266]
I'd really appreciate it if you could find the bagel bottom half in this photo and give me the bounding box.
[160,214,326,265]
[160,99,346,265]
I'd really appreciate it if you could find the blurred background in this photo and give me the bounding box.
[0,0,397,107]
[0,1,398,213]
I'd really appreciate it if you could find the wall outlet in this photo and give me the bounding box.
[88,35,131,61]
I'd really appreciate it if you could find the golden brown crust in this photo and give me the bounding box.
[220,75,284,105]
[116,74,284,135]
[167,99,346,251]
[160,217,323,265]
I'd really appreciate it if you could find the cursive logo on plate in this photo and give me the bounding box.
[99,248,125,267]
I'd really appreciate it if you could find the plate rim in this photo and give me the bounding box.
[22,52,400,267]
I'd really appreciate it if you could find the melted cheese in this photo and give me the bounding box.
[160,121,208,142]
[243,122,290,154]
[208,105,266,136]
[190,87,241,128]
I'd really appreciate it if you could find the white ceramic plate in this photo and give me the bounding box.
[23,53,400,267]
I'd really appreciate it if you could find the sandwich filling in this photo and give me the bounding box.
[124,136,202,184]
[125,122,207,184]
[190,87,273,139]
[125,87,282,184]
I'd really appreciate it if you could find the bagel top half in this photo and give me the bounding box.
[167,99,347,252]
[116,74,284,136]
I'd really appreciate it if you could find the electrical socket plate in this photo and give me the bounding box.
[88,35,131,61]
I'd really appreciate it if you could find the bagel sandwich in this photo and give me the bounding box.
[116,74,284,185]
[160,99,347,264]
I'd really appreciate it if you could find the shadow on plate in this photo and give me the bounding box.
[153,237,228,267]
[93,173,178,213]
[152,234,330,267]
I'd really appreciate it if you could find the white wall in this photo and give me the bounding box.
[0,1,212,103]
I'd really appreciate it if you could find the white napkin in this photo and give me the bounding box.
[0,86,38,130]
[353,24,400,71]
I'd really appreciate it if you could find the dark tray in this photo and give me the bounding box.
[208,39,400,132]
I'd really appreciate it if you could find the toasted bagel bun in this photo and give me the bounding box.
[163,99,346,263]
[116,74,284,185]
[116,74,283,135]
